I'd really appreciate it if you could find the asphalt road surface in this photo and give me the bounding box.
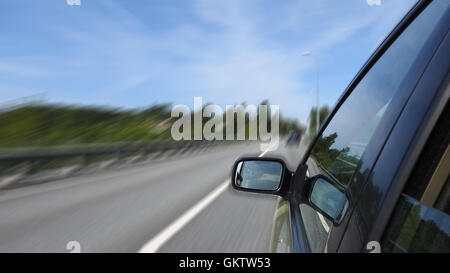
[0,139,308,252]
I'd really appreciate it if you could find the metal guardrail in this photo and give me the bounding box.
[0,140,243,189]
[0,140,233,161]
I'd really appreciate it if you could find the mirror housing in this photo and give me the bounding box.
[307,175,349,225]
[231,157,291,197]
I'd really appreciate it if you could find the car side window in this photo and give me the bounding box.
[382,91,450,252]
[381,193,450,252]
[301,0,450,252]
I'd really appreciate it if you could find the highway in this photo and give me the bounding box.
[0,139,309,253]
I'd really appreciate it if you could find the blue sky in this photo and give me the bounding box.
[0,0,417,122]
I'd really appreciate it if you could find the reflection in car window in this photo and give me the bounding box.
[240,161,282,190]
[311,178,347,220]
[302,0,450,252]
[382,194,450,252]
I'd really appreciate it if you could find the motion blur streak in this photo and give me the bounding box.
[0,136,306,252]
[0,102,306,252]
[138,180,229,253]
[139,144,275,253]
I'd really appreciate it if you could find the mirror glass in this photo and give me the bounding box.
[235,160,283,191]
[310,177,347,221]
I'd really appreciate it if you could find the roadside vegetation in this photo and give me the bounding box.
[0,101,304,149]
[307,105,330,138]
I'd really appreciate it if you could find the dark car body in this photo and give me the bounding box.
[233,0,450,253]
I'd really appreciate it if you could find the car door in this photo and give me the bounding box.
[288,0,450,253]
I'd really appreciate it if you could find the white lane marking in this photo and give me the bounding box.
[138,147,269,253]
[139,180,229,253]
[317,212,330,233]
[258,141,278,157]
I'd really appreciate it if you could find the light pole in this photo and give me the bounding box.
[302,51,320,136]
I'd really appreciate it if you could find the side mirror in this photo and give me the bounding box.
[308,175,349,224]
[231,157,289,196]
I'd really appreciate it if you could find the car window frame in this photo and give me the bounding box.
[287,0,447,253]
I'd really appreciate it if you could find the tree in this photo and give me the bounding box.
[308,105,330,137]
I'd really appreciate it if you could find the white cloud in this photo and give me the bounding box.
[66,0,81,7]
[366,0,382,6]
[0,60,59,77]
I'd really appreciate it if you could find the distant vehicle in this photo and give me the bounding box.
[286,131,301,146]
[231,0,450,252]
